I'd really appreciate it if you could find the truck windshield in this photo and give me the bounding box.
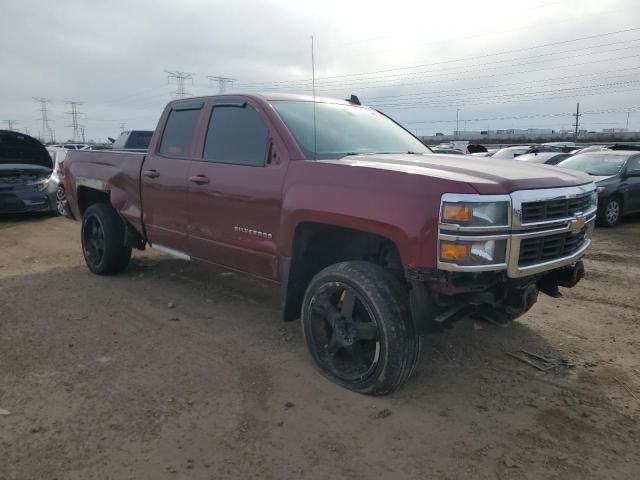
[271,100,430,160]
[556,153,628,176]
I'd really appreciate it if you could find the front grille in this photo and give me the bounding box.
[521,194,591,224]
[518,228,587,267]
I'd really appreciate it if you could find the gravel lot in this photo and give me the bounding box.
[1,213,639,479]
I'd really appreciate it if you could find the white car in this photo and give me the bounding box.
[46,147,70,216]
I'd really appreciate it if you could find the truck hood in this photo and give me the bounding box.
[320,153,593,194]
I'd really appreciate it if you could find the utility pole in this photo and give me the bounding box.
[456,109,460,139]
[573,102,581,139]
[34,97,52,142]
[66,101,83,142]
[120,122,126,132]
[165,70,194,98]
[3,120,18,130]
[626,111,631,131]
[207,76,236,93]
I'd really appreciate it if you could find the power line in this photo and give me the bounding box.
[207,76,236,93]
[3,120,18,131]
[239,26,640,88]
[165,70,195,98]
[65,101,83,142]
[34,97,52,143]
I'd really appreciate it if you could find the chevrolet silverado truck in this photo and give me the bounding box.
[64,93,596,395]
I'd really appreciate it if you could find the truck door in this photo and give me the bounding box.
[186,98,286,280]
[140,101,204,254]
[623,156,640,213]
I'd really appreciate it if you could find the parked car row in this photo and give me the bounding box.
[431,142,640,227]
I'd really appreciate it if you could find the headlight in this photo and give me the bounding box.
[440,239,507,266]
[36,178,50,191]
[441,201,509,227]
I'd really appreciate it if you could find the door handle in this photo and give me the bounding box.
[144,169,160,179]
[189,174,210,185]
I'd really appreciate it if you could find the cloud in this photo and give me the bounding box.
[0,0,638,140]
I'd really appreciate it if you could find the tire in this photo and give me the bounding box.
[597,196,622,227]
[81,203,132,275]
[301,261,421,395]
[56,185,69,217]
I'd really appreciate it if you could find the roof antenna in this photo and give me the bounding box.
[346,94,361,105]
[311,35,317,160]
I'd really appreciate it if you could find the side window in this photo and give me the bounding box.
[159,108,200,156]
[627,157,640,173]
[203,105,268,166]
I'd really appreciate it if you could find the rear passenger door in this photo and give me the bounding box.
[140,101,203,253]
[186,98,287,280]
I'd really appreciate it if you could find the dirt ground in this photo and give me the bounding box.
[1,213,639,480]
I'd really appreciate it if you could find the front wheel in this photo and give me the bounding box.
[598,196,622,227]
[81,203,132,275]
[301,261,421,395]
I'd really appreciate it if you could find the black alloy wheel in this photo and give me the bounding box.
[307,282,381,382]
[301,261,421,395]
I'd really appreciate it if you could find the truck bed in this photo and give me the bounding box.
[64,149,146,234]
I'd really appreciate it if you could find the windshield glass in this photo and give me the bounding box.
[271,100,430,160]
[491,147,529,159]
[557,153,628,176]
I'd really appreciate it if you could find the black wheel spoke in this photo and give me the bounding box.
[327,334,342,356]
[348,341,368,367]
[353,321,378,340]
[340,289,357,321]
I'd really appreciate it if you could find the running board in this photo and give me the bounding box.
[150,244,191,261]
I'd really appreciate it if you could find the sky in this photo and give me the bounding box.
[1,0,639,142]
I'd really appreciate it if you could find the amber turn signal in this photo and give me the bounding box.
[442,204,472,223]
[440,242,471,261]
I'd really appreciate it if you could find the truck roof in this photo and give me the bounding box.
[167,92,355,106]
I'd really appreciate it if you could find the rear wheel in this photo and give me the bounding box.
[598,196,622,227]
[81,203,131,275]
[301,261,421,395]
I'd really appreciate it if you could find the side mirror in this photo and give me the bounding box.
[626,170,640,178]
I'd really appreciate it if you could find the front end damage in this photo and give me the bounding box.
[408,261,585,333]
[408,184,595,333]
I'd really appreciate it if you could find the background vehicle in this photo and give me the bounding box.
[1,130,57,214]
[63,93,595,395]
[46,147,70,216]
[49,143,89,150]
[432,148,465,155]
[111,130,154,152]
[515,152,571,165]
[557,151,640,227]
[490,145,531,159]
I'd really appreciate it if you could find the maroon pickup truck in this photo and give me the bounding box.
[64,93,596,395]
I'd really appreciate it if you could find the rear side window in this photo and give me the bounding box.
[203,105,268,166]
[159,109,200,156]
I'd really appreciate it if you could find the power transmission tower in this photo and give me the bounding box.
[626,111,631,131]
[207,76,236,93]
[3,120,18,130]
[573,103,581,139]
[120,123,126,132]
[165,70,194,98]
[80,126,86,143]
[66,101,83,142]
[34,97,52,142]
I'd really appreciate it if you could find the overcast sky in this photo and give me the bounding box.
[1,0,639,142]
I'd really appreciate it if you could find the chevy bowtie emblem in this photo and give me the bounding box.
[570,214,586,233]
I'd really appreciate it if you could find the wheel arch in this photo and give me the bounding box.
[280,221,405,322]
